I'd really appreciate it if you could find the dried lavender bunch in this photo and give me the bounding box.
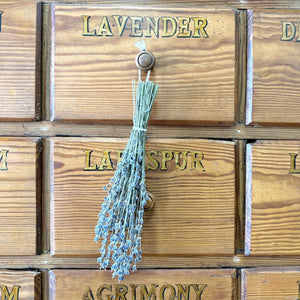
[95,70,158,281]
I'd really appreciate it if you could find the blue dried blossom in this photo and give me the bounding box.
[94,69,158,281]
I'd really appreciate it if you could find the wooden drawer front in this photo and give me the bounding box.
[247,10,300,126]
[50,6,236,125]
[0,137,41,255]
[49,269,236,300]
[246,140,300,255]
[241,267,300,300]
[50,138,236,256]
[0,270,41,300]
[0,2,40,121]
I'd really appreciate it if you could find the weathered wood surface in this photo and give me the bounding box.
[0,2,40,121]
[247,10,300,126]
[49,6,236,124]
[49,269,236,300]
[246,140,300,255]
[0,270,41,300]
[50,138,236,256]
[7,252,300,269]
[19,0,300,9]
[0,137,41,255]
[241,267,300,299]
[3,122,300,140]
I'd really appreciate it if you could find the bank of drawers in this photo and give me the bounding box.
[1,1,300,299]
[5,267,300,299]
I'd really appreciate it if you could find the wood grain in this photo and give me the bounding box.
[7,252,300,270]
[50,138,236,257]
[241,267,300,299]
[0,137,41,255]
[237,10,247,124]
[247,10,300,126]
[7,0,300,9]
[3,122,300,140]
[0,2,41,121]
[49,269,236,300]
[50,6,236,125]
[0,270,40,300]
[246,140,300,255]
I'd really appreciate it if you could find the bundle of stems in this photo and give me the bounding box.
[95,70,159,281]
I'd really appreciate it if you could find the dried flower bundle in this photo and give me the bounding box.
[95,70,158,281]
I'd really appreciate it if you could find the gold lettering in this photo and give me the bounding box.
[0,150,9,171]
[81,15,211,39]
[82,286,95,300]
[116,150,123,165]
[82,15,97,36]
[0,285,21,300]
[162,17,177,37]
[281,21,296,41]
[99,151,113,171]
[174,151,188,170]
[177,17,191,38]
[190,284,206,300]
[146,150,160,171]
[190,151,205,171]
[161,151,174,171]
[113,16,129,36]
[192,18,208,38]
[159,284,176,300]
[138,284,158,300]
[0,11,3,32]
[130,284,137,300]
[83,150,208,171]
[297,22,300,42]
[90,284,208,300]
[115,285,128,300]
[289,153,300,174]
[83,150,97,171]
[130,17,143,37]
[97,16,113,36]
[144,17,159,38]
[176,284,189,300]
[97,284,113,300]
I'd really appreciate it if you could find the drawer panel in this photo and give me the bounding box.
[0,137,41,255]
[0,2,40,121]
[247,10,300,126]
[50,6,237,124]
[49,269,236,300]
[241,267,300,299]
[0,270,40,300]
[50,138,236,257]
[246,140,300,255]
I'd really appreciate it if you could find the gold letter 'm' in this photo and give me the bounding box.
[0,285,21,300]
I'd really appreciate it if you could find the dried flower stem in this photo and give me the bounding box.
[95,70,158,281]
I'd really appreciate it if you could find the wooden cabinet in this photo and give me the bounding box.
[241,267,300,299]
[48,6,237,125]
[0,270,41,300]
[0,2,41,121]
[49,269,237,300]
[0,137,41,255]
[245,140,300,255]
[50,138,236,257]
[247,10,300,126]
[1,2,300,299]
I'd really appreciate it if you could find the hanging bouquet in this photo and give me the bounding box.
[95,43,158,281]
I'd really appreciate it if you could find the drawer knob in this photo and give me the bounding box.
[144,192,155,211]
[135,50,155,72]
